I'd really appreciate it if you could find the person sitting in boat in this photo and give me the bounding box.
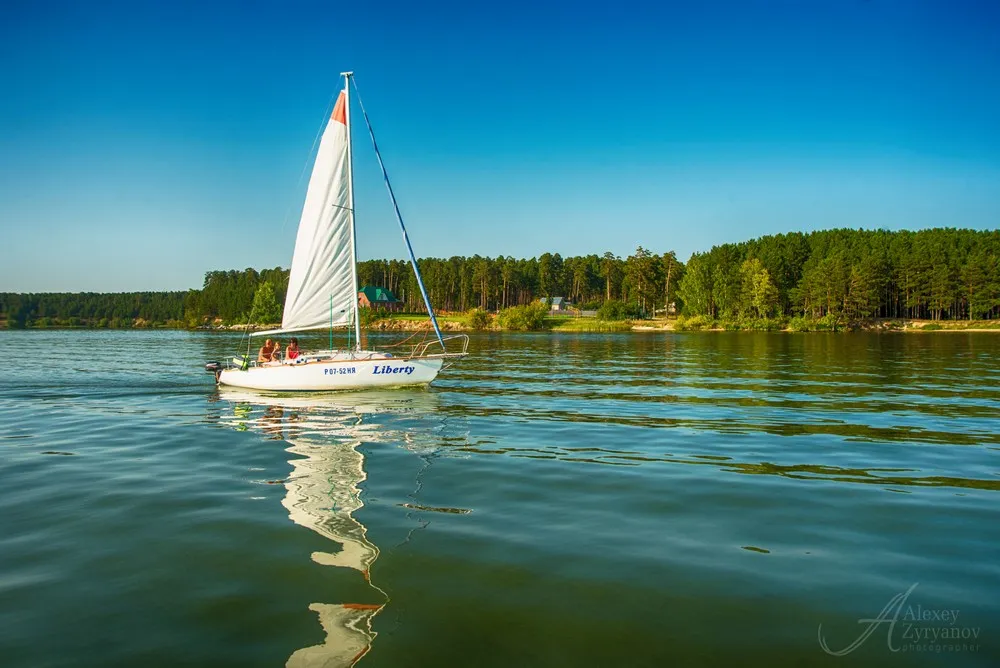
[258,339,276,363]
[286,337,300,361]
[272,340,282,362]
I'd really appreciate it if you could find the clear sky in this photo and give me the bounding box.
[1,0,998,292]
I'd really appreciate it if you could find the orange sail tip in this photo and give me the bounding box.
[332,92,347,125]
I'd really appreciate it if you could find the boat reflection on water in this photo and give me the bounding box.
[217,388,442,667]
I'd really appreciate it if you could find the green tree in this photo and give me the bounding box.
[496,302,548,330]
[846,264,877,320]
[251,282,281,324]
[739,257,779,318]
[661,251,681,312]
[710,246,743,318]
[962,249,1000,320]
[623,246,659,315]
[596,299,640,321]
[677,255,714,316]
[466,308,491,330]
[599,252,620,300]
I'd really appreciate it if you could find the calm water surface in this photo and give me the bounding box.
[1,330,998,667]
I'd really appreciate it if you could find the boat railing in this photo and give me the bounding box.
[411,333,469,359]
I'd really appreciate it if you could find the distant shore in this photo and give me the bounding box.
[6,316,997,333]
[372,315,1000,333]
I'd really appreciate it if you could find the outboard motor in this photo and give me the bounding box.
[205,361,223,383]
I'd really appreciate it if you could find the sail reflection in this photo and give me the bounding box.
[217,388,441,667]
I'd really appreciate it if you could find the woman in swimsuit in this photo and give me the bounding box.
[286,337,301,361]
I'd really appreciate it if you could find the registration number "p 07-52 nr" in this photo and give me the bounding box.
[323,367,357,375]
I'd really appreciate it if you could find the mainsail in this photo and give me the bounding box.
[273,90,357,334]
[246,72,444,349]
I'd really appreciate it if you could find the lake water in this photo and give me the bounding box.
[0,330,997,667]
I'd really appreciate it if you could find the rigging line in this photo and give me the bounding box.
[238,303,257,363]
[350,77,445,350]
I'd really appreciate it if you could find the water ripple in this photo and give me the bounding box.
[1,330,998,667]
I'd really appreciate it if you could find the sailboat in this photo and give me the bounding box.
[207,72,467,392]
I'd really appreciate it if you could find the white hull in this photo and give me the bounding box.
[218,356,444,392]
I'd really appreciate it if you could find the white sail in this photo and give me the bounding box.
[276,90,356,334]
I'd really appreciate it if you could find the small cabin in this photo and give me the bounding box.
[358,286,402,311]
[549,296,570,311]
[654,302,678,316]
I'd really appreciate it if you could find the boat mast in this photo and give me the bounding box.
[342,71,362,351]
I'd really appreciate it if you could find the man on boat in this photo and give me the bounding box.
[258,339,276,363]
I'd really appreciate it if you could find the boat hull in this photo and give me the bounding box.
[218,357,444,392]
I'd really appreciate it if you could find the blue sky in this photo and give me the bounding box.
[1,0,998,291]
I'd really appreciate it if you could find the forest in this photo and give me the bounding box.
[679,227,1000,323]
[0,292,187,329]
[2,228,998,328]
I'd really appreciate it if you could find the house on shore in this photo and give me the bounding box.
[358,286,402,311]
[539,296,573,314]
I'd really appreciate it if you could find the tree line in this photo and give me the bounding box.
[357,251,683,314]
[2,228,998,328]
[678,228,1000,322]
[0,292,186,328]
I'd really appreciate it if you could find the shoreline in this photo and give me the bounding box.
[346,316,1000,334]
[5,317,999,334]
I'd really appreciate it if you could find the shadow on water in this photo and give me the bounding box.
[212,388,448,667]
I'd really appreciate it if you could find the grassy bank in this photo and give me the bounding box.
[5,313,999,334]
[672,315,1000,332]
[547,316,634,332]
[367,313,1000,333]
